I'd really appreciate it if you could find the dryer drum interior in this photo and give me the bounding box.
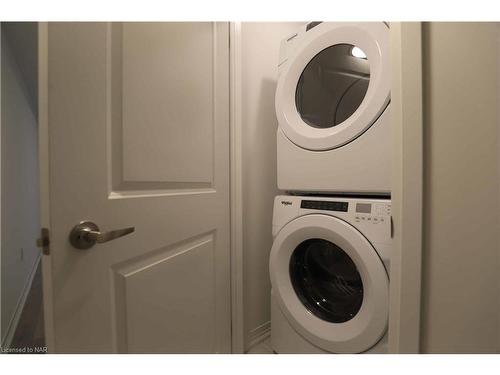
[295,44,370,129]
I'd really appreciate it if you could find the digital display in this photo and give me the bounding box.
[301,200,348,212]
[356,203,372,214]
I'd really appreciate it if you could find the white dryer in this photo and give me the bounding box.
[275,22,391,194]
[269,195,391,353]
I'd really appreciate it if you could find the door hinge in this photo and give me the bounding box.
[36,227,50,255]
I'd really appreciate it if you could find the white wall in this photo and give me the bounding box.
[1,23,37,115]
[420,22,499,353]
[1,24,40,345]
[240,22,303,349]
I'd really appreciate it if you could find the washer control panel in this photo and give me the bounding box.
[300,199,348,212]
[274,196,392,243]
[354,201,391,225]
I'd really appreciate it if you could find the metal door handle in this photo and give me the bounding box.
[69,221,135,250]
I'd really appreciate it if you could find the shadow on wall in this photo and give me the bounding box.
[1,22,38,115]
[242,77,283,348]
[1,22,40,348]
[240,21,306,352]
[256,77,280,172]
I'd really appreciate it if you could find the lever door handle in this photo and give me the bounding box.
[84,227,135,243]
[69,221,135,250]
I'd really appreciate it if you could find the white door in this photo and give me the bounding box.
[39,22,231,353]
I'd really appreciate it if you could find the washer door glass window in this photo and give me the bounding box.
[289,238,363,323]
[295,44,370,129]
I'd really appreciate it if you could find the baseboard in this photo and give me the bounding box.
[246,321,271,351]
[1,254,41,348]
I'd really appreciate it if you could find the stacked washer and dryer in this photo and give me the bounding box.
[269,22,392,354]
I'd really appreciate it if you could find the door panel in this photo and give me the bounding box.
[43,22,230,353]
[120,23,214,184]
[112,232,216,353]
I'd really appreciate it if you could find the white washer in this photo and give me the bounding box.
[269,195,391,353]
[275,22,391,194]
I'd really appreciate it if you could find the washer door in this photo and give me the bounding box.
[269,214,389,353]
[275,22,390,151]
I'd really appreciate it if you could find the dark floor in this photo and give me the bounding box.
[10,261,45,352]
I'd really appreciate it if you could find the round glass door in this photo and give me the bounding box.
[289,238,363,323]
[295,44,370,129]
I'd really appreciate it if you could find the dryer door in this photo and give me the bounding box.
[269,214,389,353]
[275,22,390,151]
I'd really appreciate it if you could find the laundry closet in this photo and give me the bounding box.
[243,22,500,354]
[1,21,499,354]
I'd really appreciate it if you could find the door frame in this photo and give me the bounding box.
[229,21,245,354]
[388,22,424,354]
[38,21,246,354]
[38,21,55,352]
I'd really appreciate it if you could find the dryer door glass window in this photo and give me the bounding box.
[295,44,370,129]
[289,238,363,323]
